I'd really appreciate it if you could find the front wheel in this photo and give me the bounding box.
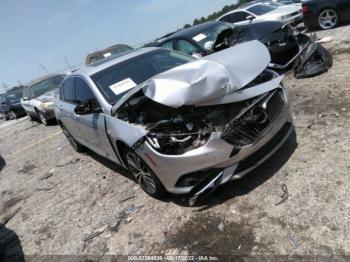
[123,149,166,198]
[318,9,339,30]
[9,111,17,120]
[38,111,48,126]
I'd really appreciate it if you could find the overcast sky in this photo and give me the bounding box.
[0,0,236,92]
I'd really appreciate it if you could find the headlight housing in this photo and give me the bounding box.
[40,101,54,109]
[146,118,211,155]
[146,130,211,155]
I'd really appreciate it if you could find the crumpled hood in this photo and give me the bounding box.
[142,40,270,108]
[37,89,58,102]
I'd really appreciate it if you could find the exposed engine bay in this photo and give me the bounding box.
[115,69,278,155]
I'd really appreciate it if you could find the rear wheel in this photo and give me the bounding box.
[123,148,166,198]
[318,9,338,30]
[61,124,85,152]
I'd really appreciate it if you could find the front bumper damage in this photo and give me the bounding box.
[110,41,294,205]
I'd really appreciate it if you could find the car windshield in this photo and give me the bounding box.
[247,4,276,15]
[191,23,232,51]
[30,75,64,97]
[91,49,195,104]
[6,89,23,100]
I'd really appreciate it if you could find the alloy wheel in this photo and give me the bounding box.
[126,151,157,195]
[318,9,338,30]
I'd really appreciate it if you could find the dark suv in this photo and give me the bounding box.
[302,0,350,29]
[0,86,26,120]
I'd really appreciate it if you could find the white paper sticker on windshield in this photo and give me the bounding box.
[192,33,207,42]
[103,52,112,58]
[109,78,137,95]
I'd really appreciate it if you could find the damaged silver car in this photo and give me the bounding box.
[55,41,294,204]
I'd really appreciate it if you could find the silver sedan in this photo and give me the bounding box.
[55,41,293,204]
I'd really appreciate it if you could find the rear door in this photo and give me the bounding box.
[73,77,115,159]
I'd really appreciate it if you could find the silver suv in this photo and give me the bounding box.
[55,42,293,204]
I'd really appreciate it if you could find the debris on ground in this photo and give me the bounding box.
[55,158,80,167]
[275,184,289,206]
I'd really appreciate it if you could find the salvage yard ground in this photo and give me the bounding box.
[1,25,350,259]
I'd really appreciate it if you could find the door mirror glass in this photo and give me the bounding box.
[74,99,102,115]
[22,96,30,101]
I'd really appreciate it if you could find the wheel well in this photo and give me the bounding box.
[115,140,129,166]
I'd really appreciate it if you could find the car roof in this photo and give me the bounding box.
[28,74,65,87]
[72,47,160,77]
[155,21,224,44]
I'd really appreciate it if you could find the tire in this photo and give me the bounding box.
[38,111,48,126]
[123,148,166,198]
[27,112,35,121]
[9,111,17,120]
[61,124,85,153]
[318,9,339,30]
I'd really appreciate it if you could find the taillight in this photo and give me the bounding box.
[302,5,308,14]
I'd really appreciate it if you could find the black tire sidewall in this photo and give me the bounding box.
[122,148,166,198]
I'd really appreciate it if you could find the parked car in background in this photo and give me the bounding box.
[55,44,293,204]
[21,74,65,125]
[302,0,350,29]
[85,44,134,65]
[150,21,332,78]
[217,2,302,25]
[0,86,26,120]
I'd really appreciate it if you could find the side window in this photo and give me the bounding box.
[220,14,234,23]
[177,40,199,55]
[160,41,175,50]
[61,78,75,103]
[235,11,251,22]
[75,78,96,103]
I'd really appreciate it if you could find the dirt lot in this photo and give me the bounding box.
[1,25,350,260]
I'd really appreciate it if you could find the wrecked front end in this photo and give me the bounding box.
[109,41,293,204]
[261,24,333,77]
[224,22,332,78]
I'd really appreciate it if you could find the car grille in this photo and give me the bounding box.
[221,89,286,147]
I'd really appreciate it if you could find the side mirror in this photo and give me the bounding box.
[247,15,255,22]
[22,97,30,101]
[74,99,102,115]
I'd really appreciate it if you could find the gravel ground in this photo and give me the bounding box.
[0,25,349,260]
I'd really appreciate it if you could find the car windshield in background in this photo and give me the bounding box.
[191,22,232,51]
[91,49,195,104]
[6,90,23,100]
[247,4,276,15]
[30,75,64,97]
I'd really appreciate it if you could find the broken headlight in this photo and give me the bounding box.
[146,131,210,155]
[145,118,211,155]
